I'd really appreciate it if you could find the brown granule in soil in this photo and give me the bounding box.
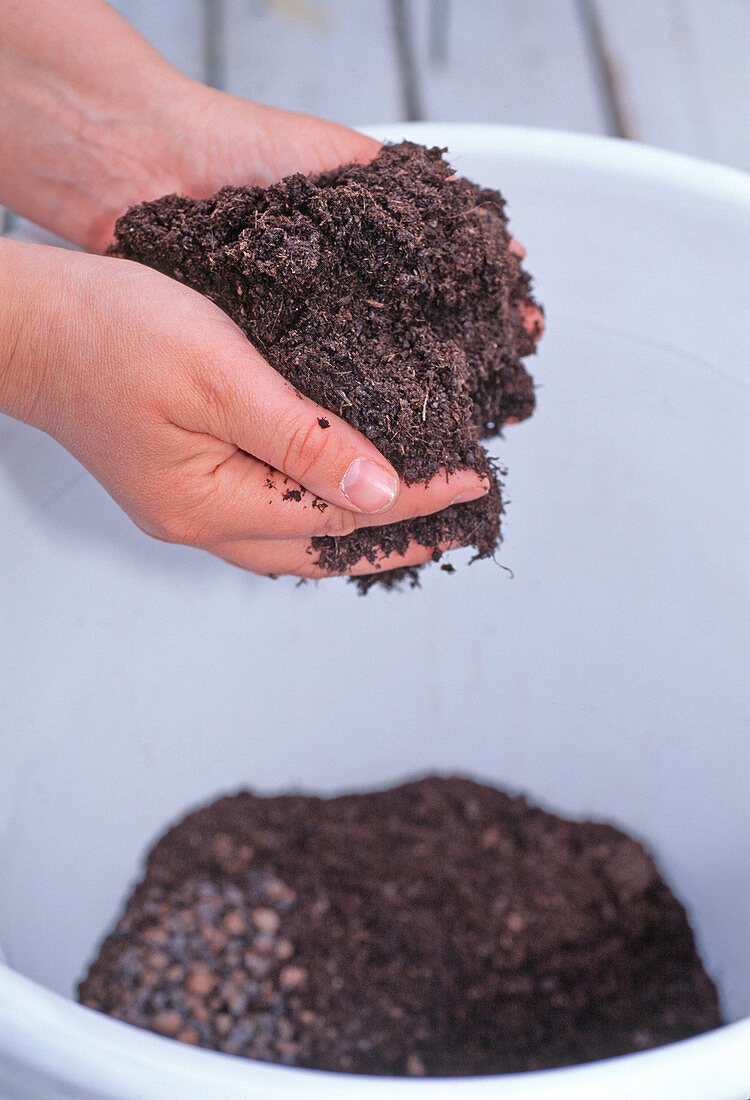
[109,142,540,588]
[78,776,722,1076]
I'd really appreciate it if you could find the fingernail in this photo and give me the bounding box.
[341,458,399,513]
[451,485,489,506]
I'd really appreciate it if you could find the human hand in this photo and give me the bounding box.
[0,0,381,255]
[0,0,540,581]
[0,240,490,578]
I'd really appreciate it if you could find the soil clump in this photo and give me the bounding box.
[109,143,541,587]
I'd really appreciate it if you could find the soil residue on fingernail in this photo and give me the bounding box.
[110,143,541,589]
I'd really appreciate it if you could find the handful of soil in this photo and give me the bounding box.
[109,142,541,587]
[78,775,721,1075]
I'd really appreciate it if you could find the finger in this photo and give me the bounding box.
[167,443,489,546]
[509,239,543,341]
[181,325,489,520]
[519,299,544,340]
[250,104,381,183]
[179,325,405,515]
[353,468,488,529]
[208,535,459,580]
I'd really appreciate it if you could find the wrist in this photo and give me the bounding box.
[0,0,194,253]
[68,68,199,253]
[0,239,37,422]
[0,239,80,431]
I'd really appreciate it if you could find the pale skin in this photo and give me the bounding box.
[0,0,542,580]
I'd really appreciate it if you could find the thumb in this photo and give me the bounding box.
[184,329,401,515]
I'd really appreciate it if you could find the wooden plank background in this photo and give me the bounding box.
[590,0,750,169]
[3,0,749,236]
[109,0,750,167]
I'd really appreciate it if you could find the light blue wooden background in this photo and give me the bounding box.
[109,0,747,166]
[2,0,750,240]
[106,0,750,169]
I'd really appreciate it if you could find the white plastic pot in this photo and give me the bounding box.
[1,124,749,1099]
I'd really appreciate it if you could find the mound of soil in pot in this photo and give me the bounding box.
[109,142,541,588]
[79,775,722,1075]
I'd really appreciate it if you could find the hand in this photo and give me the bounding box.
[0,0,382,256]
[0,0,539,581]
[0,240,490,578]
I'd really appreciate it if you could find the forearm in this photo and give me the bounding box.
[0,0,191,251]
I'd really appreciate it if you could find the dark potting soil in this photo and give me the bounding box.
[78,776,722,1076]
[109,143,540,588]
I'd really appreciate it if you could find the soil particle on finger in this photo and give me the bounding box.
[110,143,541,588]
